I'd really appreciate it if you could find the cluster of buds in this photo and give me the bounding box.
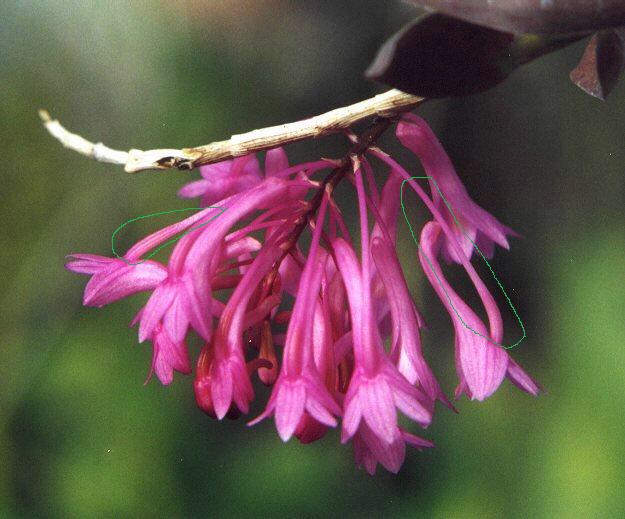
[66,114,539,474]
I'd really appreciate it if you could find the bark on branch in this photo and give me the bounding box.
[40,89,423,174]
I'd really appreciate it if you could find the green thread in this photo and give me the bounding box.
[400,176,526,350]
[112,206,227,266]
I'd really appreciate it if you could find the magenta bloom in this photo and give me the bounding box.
[65,254,167,307]
[333,221,431,444]
[397,113,518,263]
[418,221,539,400]
[353,423,434,475]
[67,118,540,474]
[250,194,342,440]
[146,321,191,385]
[419,221,507,400]
[177,148,290,207]
[178,154,262,207]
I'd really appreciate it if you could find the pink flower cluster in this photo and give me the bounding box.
[67,115,540,474]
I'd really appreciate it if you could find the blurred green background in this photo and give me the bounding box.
[2,1,624,517]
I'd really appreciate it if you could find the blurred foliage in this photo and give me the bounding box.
[1,1,624,517]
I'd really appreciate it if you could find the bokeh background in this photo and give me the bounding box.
[2,1,624,517]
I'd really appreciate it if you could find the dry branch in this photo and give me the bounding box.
[40,89,423,173]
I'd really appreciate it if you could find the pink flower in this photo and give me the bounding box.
[371,236,446,408]
[177,148,290,206]
[250,194,341,440]
[397,114,518,263]
[203,237,285,419]
[146,321,191,385]
[67,123,540,474]
[419,221,539,400]
[65,203,228,308]
[178,154,262,206]
[65,254,167,307]
[357,168,449,410]
[137,263,210,345]
[127,309,192,385]
[353,422,433,475]
[334,168,431,445]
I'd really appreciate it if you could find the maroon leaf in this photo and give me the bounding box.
[366,14,514,98]
[570,30,625,100]
[366,13,581,98]
[405,0,625,35]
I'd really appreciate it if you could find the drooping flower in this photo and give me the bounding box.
[250,193,342,440]
[199,235,285,419]
[397,113,518,263]
[353,422,434,475]
[178,154,262,206]
[335,167,432,445]
[145,321,191,385]
[419,221,540,400]
[66,116,540,475]
[65,254,167,307]
[370,235,445,408]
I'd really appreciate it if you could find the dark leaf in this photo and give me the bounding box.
[366,14,582,98]
[405,0,625,35]
[366,14,514,98]
[570,29,625,100]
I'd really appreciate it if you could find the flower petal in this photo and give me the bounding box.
[163,292,190,344]
[139,282,176,343]
[265,147,289,176]
[360,376,397,444]
[210,362,234,419]
[177,179,211,199]
[507,358,542,396]
[275,382,306,441]
[65,254,116,275]
[83,261,167,307]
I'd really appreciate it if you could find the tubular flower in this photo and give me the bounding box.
[177,154,262,207]
[146,321,192,386]
[67,117,540,475]
[397,113,519,263]
[250,194,342,440]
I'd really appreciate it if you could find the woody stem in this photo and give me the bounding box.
[39,90,423,173]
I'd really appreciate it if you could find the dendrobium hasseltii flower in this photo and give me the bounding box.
[336,168,432,444]
[66,116,540,475]
[397,113,519,263]
[146,321,192,386]
[250,194,342,440]
[418,221,536,400]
